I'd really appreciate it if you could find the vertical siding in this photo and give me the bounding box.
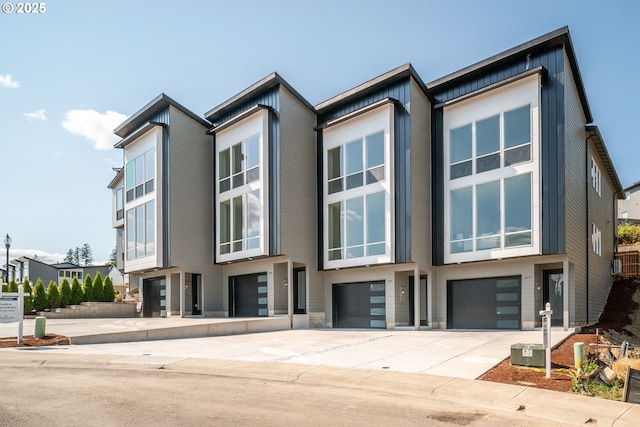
[563,52,588,324]
[409,78,432,268]
[167,106,221,311]
[278,87,324,313]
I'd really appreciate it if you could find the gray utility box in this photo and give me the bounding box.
[510,343,545,367]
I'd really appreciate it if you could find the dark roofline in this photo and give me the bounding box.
[586,125,624,199]
[427,26,593,123]
[315,63,432,114]
[205,72,314,122]
[623,181,640,192]
[114,93,211,138]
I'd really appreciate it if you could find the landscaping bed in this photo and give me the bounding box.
[0,334,70,348]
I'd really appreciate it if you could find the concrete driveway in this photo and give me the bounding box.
[1,318,576,379]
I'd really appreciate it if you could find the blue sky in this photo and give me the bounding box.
[1,0,638,265]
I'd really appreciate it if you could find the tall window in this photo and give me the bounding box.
[126,200,155,260]
[592,224,602,256]
[125,149,155,202]
[325,122,391,267]
[216,115,266,262]
[115,188,124,220]
[444,74,540,263]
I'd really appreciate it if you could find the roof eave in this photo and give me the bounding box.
[586,125,625,199]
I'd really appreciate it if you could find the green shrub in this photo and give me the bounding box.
[46,280,60,309]
[618,223,640,245]
[70,277,83,305]
[1,283,7,292]
[59,278,71,307]
[103,276,115,302]
[33,279,48,311]
[8,278,18,293]
[22,279,34,314]
[93,272,104,302]
[82,274,93,302]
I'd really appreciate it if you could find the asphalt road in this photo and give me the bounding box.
[0,355,572,427]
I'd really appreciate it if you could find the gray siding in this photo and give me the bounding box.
[278,87,323,312]
[167,106,221,311]
[563,55,588,324]
[409,78,432,268]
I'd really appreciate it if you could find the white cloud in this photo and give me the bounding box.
[2,248,67,265]
[62,109,128,150]
[24,109,47,121]
[0,74,19,88]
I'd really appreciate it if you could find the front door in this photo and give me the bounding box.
[143,278,166,318]
[543,270,564,326]
[293,268,306,314]
[191,274,202,315]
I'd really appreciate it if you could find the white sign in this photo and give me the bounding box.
[0,297,21,323]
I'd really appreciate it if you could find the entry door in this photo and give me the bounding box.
[408,275,428,327]
[543,270,564,326]
[143,278,166,318]
[191,274,202,315]
[293,268,306,314]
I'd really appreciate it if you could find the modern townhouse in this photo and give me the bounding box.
[112,94,217,318]
[205,73,320,328]
[314,64,433,329]
[618,181,640,223]
[427,26,623,330]
[110,26,623,332]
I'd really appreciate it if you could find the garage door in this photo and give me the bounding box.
[229,273,268,317]
[447,276,520,329]
[333,282,385,329]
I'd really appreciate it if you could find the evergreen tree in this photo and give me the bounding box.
[93,271,105,302]
[1,283,7,292]
[46,280,60,309]
[70,277,83,305]
[59,278,72,307]
[73,247,80,265]
[33,279,48,311]
[108,247,117,265]
[22,278,34,314]
[8,278,18,293]
[80,243,94,267]
[82,274,93,302]
[64,248,76,264]
[103,276,115,302]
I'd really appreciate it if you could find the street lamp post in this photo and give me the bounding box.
[4,233,11,284]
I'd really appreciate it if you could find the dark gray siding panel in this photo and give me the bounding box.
[432,108,444,266]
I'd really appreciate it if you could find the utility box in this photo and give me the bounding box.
[510,343,545,367]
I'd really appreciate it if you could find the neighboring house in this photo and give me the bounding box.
[112,93,217,318]
[110,26,623,331]
[618,181,640,223]
[107,264,128,295]
[205,72,319,328]
[314,64,433,329]
[427,26,624,329]
[107,167,125,271]
[52,263,110,286]
[11,256,58,285]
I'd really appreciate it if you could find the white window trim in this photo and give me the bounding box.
[591,157,602,196]
[323,103,395,269]
[215,109,269,263]
[592,223,602,256]
[443,74,542,264]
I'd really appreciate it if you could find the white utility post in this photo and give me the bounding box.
[539,302,553,378]
[0,284,27,344]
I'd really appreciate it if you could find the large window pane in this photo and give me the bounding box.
[135,156,144,186]
[219,149,230,179]
[366,191,385,244]
[126,209,135,260]
[246,135,260,169]
[136,205,144,258]
[232,196,243,252]
[247,190,261,249]
[220,200,230,254]
[476,115,500,156]
[328,202,342,260]
[346,197,364,247]
[126,160,135,190]
[346,139,363,175]
[232,143,243,174]
[504,105,531,148]
[145,201,155,255]
[450,124,472,164]
[505,173,532,233]
[366,131,384,168]
[328,147,342,180]
[144,150,155,182]
[476,181,500,250]
[450,187,473,240]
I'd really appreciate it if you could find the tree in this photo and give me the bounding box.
[70,277,83,305]
[82,274,93,302]
[59,278,72,307]
[618,223,640,245]
[33,279,48,312]
[64,248,76,264]
[108,247,117,265]
[22,278,34,314]
[80,243,94,267]
[8,278,18,293]
[46,280,60,309]
[103,276,115,302]
[93,271,105,302]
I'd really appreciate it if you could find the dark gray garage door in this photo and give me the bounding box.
[447,276,520,329]
[229,273,268,317]
[333,282,385,329]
